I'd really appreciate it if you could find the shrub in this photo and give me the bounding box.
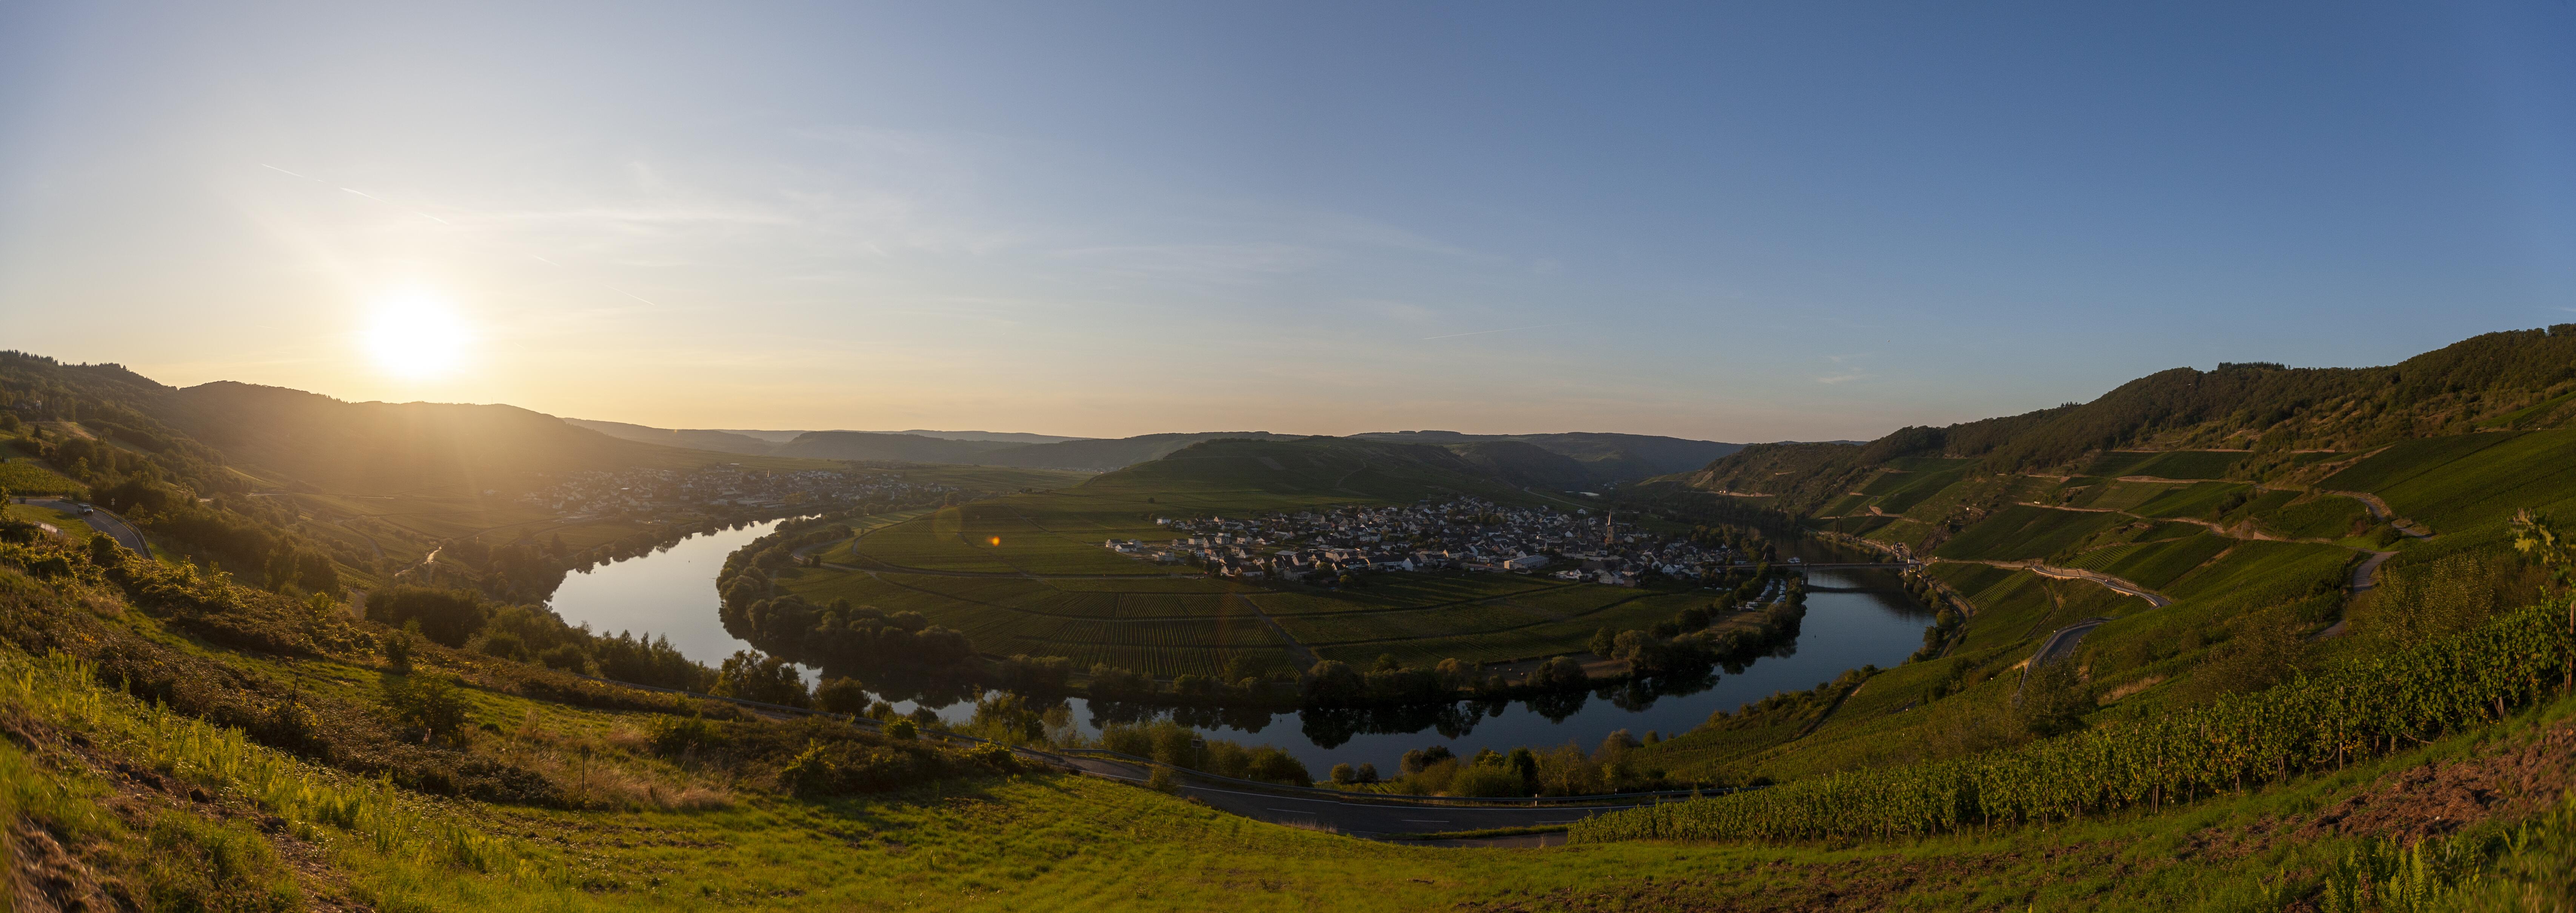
[366,586,489,647]
[380,672,470,743]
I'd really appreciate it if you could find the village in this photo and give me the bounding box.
[521,465,955,519]
[1104,497,1772,587]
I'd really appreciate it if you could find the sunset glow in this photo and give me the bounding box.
[361,291,472,380]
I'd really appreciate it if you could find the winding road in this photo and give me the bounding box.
[22,498,148,556]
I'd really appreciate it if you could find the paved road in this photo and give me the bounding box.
[2348,551,2396,594]
[23,498,148,555]
[1050,753,1656,842]
[2030,618,2108,668]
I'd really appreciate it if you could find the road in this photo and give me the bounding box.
[2029,618,2108,669]
[1048,753,1666,844]
[23,498,148,556]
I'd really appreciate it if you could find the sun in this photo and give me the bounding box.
[362,290,473,379]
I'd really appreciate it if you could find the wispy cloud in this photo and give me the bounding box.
[1424,321,1578,340]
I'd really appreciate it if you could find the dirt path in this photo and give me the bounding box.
[1932,557,2171,608]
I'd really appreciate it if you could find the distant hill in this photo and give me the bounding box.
[1444,440,1602,491]
[1666,324,2576,516]
[872,429,1087,444]
[972,431,1292,470]
[1082,435,1571,505]
[767,431,1021,463]
[1352,430,1742,483]
[160,382,716,496]
[566,418,778,456]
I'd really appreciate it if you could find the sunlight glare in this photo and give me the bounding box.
[362,290,473,379]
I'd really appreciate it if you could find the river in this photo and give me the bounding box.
[548,519,1937,774]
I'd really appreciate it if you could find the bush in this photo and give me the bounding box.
[380,672,470,743]
[714,650,809,708]
[885,718,918,740]
[366,585,488,647]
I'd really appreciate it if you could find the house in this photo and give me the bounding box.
[1502,554,1549,571]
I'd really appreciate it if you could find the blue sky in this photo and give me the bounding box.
[2,2,2571,441]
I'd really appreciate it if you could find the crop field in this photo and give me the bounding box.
[2319,431,2527,495]
[788,533,1691,675]
[1246,576,1572,616]
[2059,531,2231,592]
[2159,539,2356,607]
[0,456,83,495]
[2337,428,2576,534]
[2262,493,2371,540]
[1929,504,2126,562]
[2079,450,2245,480]
[1928,564,2145,656]
[2118,481,2249,520]
[1308,592,1711,668]
[1866,465,1975,515]
[2061,479,2194,513]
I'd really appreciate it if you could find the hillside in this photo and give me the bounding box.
[564,418,779,456]
[1356,430,1742,483]
[1084,435,1575,505]
[766,430,1022,463]
[162,382,730,497]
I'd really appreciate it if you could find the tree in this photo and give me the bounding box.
[1303,660,1363,703]
[1588,627,1615,657]
[368,585,489,648]
[381,672,469,743]
[714,650,810,708]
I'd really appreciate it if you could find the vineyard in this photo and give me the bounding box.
[2080,449,2247,480]
[2059,531,2232,592]
[1572,600,2576,843]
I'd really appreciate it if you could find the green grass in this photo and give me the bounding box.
[15,547,2576,910]
[5,502,100,540]
[2060,531,2231,592]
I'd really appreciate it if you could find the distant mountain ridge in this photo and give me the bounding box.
[1352,430,1742,484]
[1664,324,2576,515]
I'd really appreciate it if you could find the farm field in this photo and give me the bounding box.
[1929,504,2126,562]
[785,441,1706,677]
[2323,427,2576,534]
[2079,449,2246,480]
[2058,531,2232,592]
[0,454,83,495]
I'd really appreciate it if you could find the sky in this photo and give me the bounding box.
[2,2,2572,443]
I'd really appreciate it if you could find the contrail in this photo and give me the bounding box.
[1423,321,1578,341]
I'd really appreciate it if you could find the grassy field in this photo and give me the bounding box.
[4,501,100,540]
[25,625,2576,912]
[785,441,1671,677]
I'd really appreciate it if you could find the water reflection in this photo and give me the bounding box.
[830,565,1930,771]
[557,521,1937,773]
